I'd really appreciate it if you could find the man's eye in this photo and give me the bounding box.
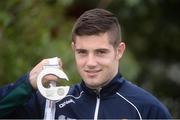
[77,50,87,55]
[96,50,106,55]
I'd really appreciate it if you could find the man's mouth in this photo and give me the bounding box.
[84,70,102,77]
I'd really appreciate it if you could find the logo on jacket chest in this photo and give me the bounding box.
[59,99,75,108]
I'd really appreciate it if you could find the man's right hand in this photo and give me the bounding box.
[29,58,63,89]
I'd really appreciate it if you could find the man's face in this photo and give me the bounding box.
[72,33,125,89]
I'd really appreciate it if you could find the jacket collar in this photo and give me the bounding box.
[80,73,125,98]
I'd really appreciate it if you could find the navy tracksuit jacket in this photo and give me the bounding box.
[0,73,172,119]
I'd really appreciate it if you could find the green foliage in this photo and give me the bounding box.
[0,0,78,85]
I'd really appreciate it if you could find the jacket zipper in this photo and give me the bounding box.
[94,96,100,120]
[93,95,100,120]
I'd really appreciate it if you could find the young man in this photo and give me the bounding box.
[0,8,172,119]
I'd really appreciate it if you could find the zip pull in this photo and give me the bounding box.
[94,88,102,98]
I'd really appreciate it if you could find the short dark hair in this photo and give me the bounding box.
[72,8,122,47]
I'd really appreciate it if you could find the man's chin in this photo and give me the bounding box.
[84,82,100,89]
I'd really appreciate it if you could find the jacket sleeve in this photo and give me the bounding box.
[0,73,45,118]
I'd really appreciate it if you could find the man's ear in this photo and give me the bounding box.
[71,42,75,51]
[116,42,126,60]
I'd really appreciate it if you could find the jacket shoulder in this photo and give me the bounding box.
[117,80,172,118]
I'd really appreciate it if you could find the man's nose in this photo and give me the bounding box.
[86,54,97,67]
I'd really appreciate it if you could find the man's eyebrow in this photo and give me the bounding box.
[95,48,109,51]
[75,48,86,51]
[75,49,88,52]
[75,48,110,52]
